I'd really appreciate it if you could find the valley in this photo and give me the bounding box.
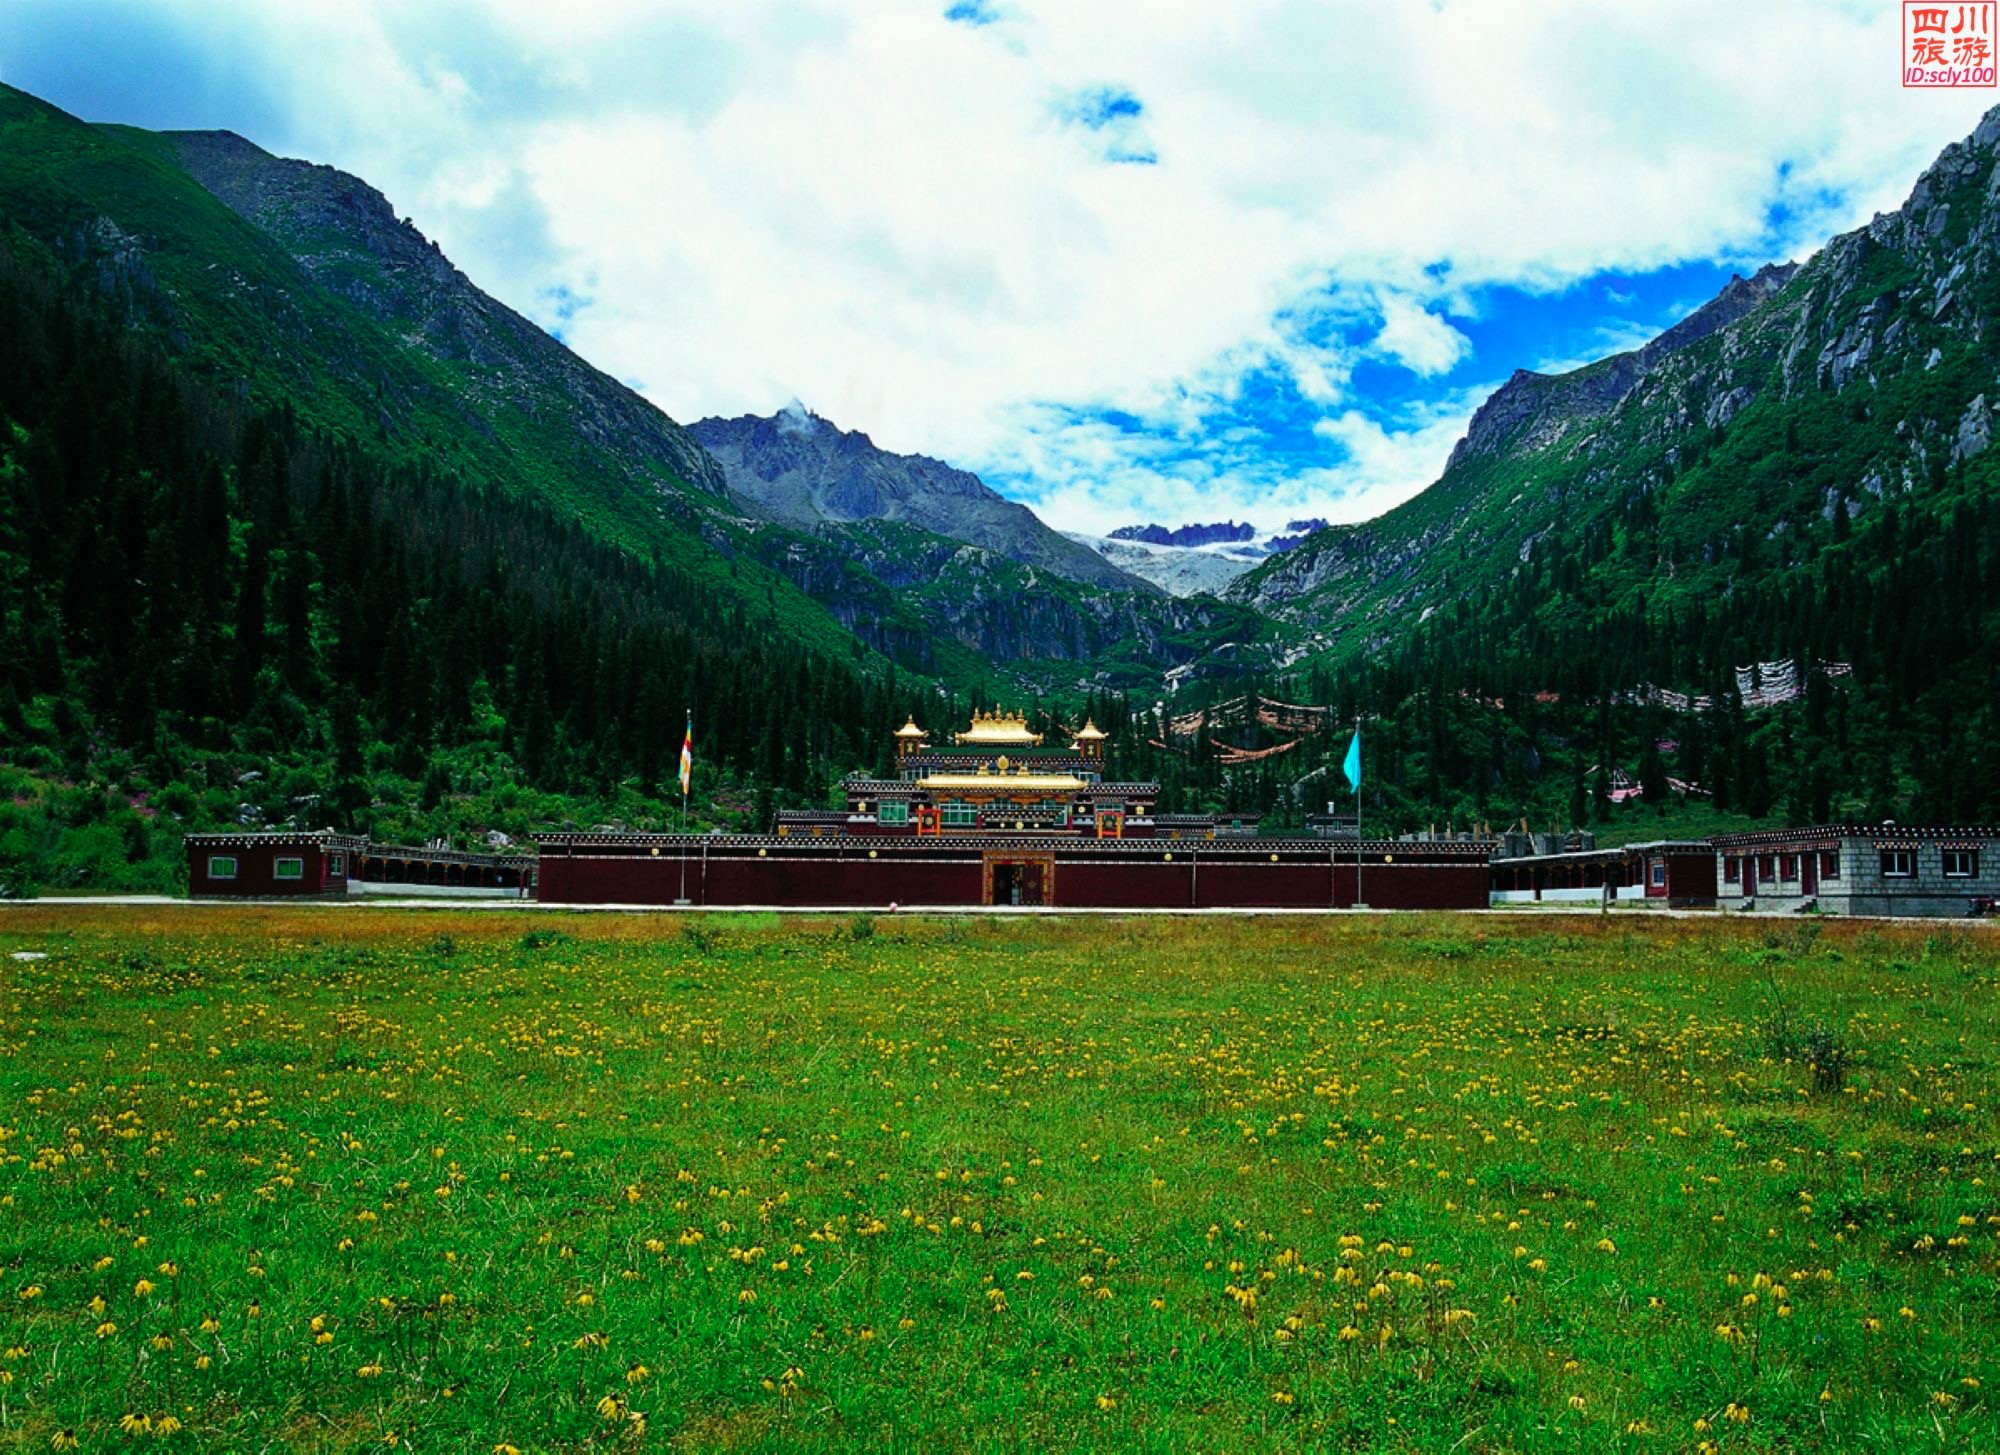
[0,81,1997,891]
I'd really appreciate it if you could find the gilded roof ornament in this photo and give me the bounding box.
[952,708,1044,746]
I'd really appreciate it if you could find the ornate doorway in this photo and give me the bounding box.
[982,851,1055,906]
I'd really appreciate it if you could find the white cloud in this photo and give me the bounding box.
[12,0,1997,533]
[1370,296,1472,377]
[996,385,1493,537]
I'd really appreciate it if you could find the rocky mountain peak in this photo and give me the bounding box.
[1443,262,1800,474]
[690,409,1153,592]
[1109,521,1256,548]
[1232,100,2000,637]
[166,128,727,499]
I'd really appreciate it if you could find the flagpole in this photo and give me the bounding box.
[678,707,691,906]
[1354,715,1364,911]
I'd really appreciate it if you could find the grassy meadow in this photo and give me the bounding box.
[0,908,1995,1451]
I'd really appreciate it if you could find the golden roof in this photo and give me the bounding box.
[953,709,1043,746]
[894,718,928,739]
[1071,718,1107,740]
[924,772,1086,791]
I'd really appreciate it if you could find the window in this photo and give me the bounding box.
[1943,848,1979,878]
[328,854,345,876]
[877,802,909,826]
[274,857,305,881]
[1723,857,1740,884]
[1880,849,1914,878]
[1819,850,1840,881]
[208,856,237,881]
[1649,859,1666,887]
[1758,855,1775,883]
[940,802,978,828]
[1780,854,1799,883]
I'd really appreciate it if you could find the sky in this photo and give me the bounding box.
[1,0,1993,535]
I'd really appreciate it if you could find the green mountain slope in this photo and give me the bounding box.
[0,80,1280,891]
[0,82,872,662]
[753,516,1272,695]
[1235,108,2000,662]
[1214,107,2000,829]
[0,224,958,892]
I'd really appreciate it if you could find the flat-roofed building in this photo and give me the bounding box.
[1489,839,1716,908]
[1713,824,2000,917]
[186,830,365,897]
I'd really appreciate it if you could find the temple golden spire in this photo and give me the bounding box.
[953,709,1043,746]
[893,716,929,759]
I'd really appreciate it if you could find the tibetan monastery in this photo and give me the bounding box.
[533,708,1493,909]
[773,709,1256,840]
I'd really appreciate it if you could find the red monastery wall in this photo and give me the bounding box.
[535,837,1490,910]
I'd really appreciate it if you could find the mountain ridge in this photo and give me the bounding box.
[165,127,730,501]
[691,404,1153,593]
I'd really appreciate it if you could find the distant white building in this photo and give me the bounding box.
[1712,824,2000,917]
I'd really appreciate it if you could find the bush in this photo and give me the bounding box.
[1805,1024,1852,1093]
[849,914,876,942]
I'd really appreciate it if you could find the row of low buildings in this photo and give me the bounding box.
[1486,824,2000,917]
[182,710,2000,918]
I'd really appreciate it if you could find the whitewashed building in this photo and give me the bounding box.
[1712,824,2000,917]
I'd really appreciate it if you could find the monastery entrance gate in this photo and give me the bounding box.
[983,850,1055,907]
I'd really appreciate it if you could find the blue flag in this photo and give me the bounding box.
[1342,727,1362,794]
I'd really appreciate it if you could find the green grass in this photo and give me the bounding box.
[0,909,1995,1450]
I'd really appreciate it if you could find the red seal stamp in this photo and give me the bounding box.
[1904,2,1997,86]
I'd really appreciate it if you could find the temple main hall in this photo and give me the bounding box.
[773,709,1253,840]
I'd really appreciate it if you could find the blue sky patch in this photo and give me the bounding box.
[993,255,1768,530]
[1057,86,1157,165]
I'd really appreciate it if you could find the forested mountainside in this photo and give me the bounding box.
[0,239,956,890]
[691,406,1277,689]
[3,90,722,547]
[0,83,1202,692]
[1208,106,2000,829]
[0,81,1262,893]
[748,517,1268,692]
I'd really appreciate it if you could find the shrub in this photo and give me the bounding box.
[1805,1023,1853,1093]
